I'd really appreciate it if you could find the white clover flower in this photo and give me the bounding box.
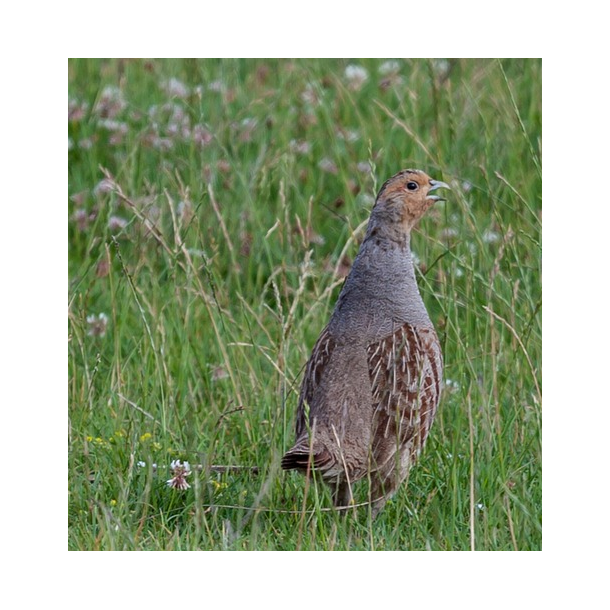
[378,60,401,75]
[167,460,192,490]
[483,230,500,244]
[79,137,94,150]
[94,86,126,119]
[337,129,360,142]
[301,83,319,105]
[152,136,173,151]
[73,208,90,231]
[162,77,190,98]
[92,178,115,198]
[289,139,311,155]
[318,158,338,175]
[86,313,109,337]
[208,80,225,93]
[191,124,212,147]
[432,59,450,78]
[108,216,128,232]
[345,64,369,87]
[440,227,459,243]
[98,119,128,134]
[69,98,88,122]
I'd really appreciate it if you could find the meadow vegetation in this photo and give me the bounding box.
[68,58,541,550]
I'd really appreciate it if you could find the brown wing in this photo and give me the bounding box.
[295,325,336,438]
[366,323,442,467]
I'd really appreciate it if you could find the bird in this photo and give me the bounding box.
[281,168,449,517]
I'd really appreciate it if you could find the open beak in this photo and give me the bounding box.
[427,179,451,202]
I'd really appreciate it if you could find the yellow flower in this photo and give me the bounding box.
[140,433,152,442]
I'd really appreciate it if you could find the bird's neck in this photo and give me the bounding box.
[329,225,432,338]
[363,203,411,247]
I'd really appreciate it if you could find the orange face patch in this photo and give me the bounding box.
[376,169,432,201]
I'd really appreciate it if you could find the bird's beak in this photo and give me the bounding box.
[427,180,451,202]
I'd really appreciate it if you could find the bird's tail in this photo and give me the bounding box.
[281,437,335,475]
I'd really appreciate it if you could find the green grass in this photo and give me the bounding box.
[68,58,541,551]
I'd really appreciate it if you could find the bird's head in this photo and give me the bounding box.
[374,169,450,231]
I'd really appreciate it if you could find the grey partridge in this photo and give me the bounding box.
[281,169,449,517]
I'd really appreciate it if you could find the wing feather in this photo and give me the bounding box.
[295,326,336,438]
[366,323,442,468]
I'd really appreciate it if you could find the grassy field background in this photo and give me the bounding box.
[68,58,541,551]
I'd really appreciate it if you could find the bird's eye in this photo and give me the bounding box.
[406,182,418,191]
